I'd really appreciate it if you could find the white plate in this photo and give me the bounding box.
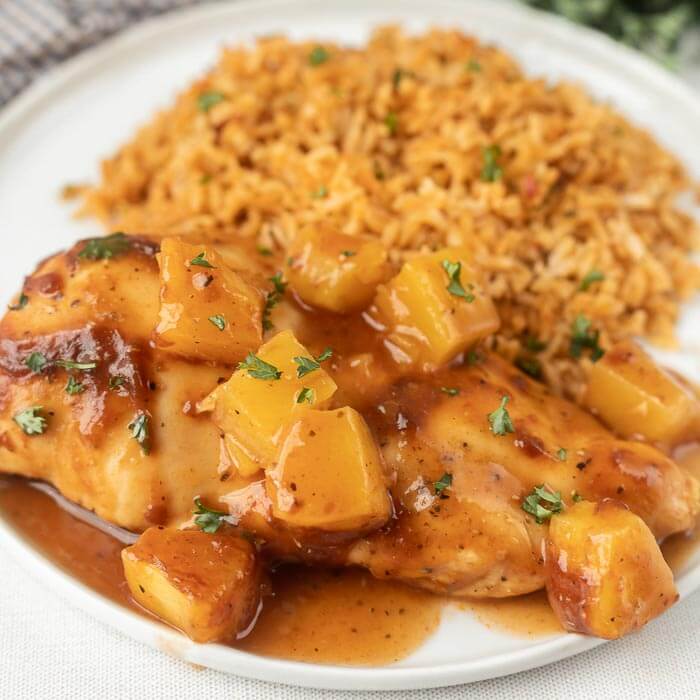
[0,0,699,691]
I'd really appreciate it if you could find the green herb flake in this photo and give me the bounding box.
[13,406,47,435]
[441,387,460,397]
[316,347,333,362]
[392,68,404,88]
[193,497,228,534]
[294,347,332,378]
[189,252,215,269]
[579,269,605,291]
[384,112,398,136]
[109,375,126,391]
[515,355,542,379]
[523,335,546,353]
[556,448,568,462]
[65,376,85,395]
[488,395,515,436]
[297,387,314,404]
[481,145,503,182]
[257,245,273,257]
[569,314,605,362]
[8,293,28,311]
[263,273,287,331]
[25,352,48,374]
[197,91,225,112]
[340,250,356,258]
[466,58,482,72]
[54,359,97,371]
[311,185,328,199]
[522,485,564,524]
[441,260,475,302]
[78,232,130,261]
[572,491,583,503]
[434,472,453,495]
[309,46,330,66]
[466,350,483,365]
[238,353,282,380]
[128,412,151,455]
[208,314,226,331]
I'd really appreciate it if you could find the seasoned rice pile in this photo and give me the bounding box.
[78,26,700,398]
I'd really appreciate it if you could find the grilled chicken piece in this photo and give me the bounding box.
[1,235,698,615]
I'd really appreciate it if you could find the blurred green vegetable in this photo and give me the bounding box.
[522,0,700,67]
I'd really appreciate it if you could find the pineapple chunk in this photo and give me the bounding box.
[122,527,261,643]
[266,407,392,533]
[285,226,391,313]
[372,247,499,368]
[211,330,337,476]
[584,340,700,444]
[155,238,264,364]
[545,499,677,639]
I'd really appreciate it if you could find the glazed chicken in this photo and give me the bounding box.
[1,231,698,643]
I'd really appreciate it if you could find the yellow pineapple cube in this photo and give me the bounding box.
[211,330,337,476]
[285,226,391,313]
[372,247,499,368]
[155,238,264,364]
[122,527,261,643]
[266,407,392,533]
[585,340,700,444]
[545,499,677,639]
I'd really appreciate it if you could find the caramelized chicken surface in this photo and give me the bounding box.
[1,233,698,644]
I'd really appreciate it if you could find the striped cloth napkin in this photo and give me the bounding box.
[0,0,202,106]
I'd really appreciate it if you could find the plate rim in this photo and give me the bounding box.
[0,0,698,690]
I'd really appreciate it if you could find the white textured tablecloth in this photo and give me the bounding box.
[1,2,700,698]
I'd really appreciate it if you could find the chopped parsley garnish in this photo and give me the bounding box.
[8,293,28,311]
[441,260,475,302]
[78,232,130,261]
[199,174,212,185]
[208,314,226,331]
[572,491,583,503]
[392,68,404,89]
[14,406,47,435]
[293,348,332,378]
[466,58,482,72]
[193,497,228,534]
[523,335,546,353]
[579,269,605,291]
[556,448,568,461]
[340,250,356,258]
[25,352,48,373]
[238,353,282,380]
[434,472,453,495]
[384,112,398,135]
[441,387,460,396]
[515,355,542,379]
[109,375,126,390]
[569,315,605,362]
[522,485,564,524]
[297,387,314,404]
[488,395,515,436]
[316,347,333,362]
[128,412,151,455]
[309,46,330,66]
[481,145,503,182]
[190,251,215,269]
[257,245,273,257]
[311,185,328,199]
[466,350,483,365]
[197,91,225,112]
[263,273,287,331]
[65,376,85,395]
[54,359,97,371]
